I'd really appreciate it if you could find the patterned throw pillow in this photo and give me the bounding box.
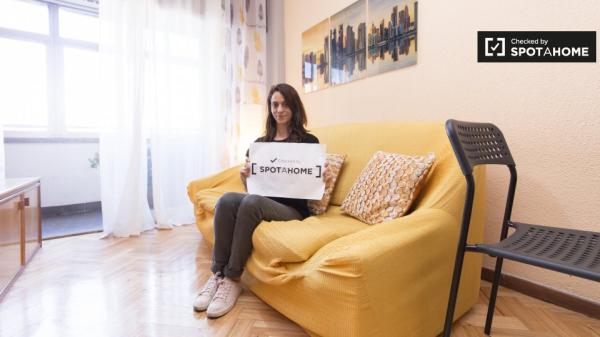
[341,151,435,225]
[308,153,346,215]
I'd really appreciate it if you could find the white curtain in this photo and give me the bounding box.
[98,0,230,237]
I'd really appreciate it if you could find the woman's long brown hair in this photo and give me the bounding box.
[263,83,308,142]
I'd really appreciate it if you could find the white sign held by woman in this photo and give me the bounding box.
[247,143,326,200]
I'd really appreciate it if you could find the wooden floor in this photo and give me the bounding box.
[0,225,598,337]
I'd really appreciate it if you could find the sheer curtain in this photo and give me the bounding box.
[98,0,229,237]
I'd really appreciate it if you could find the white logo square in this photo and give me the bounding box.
[485,37,505,56]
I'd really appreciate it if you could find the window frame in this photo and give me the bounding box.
[1,0,99,139]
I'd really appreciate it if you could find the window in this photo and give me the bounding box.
[0,0,48,34]
[63,47,101,130]
[0,38,48,129]
[0,0,99,137]
[59,7,99,43]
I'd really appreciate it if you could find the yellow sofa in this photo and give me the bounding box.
[187,123,485,337]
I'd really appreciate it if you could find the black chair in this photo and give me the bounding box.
[442,119,600,337]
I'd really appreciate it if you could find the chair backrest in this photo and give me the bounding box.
[445,119,515,176]
[445,119,519,239]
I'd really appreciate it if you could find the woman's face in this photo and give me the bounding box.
[270,91,293,127]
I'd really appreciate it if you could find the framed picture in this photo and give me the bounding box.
[302,18,330,93]
[367,0,418,76]
[329,0,367,86]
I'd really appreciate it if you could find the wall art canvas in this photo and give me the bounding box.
[367,0,418,76]
[329,0,367,86]
[302,18,330,93]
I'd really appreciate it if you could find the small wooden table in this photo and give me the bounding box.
[0,178,41,301]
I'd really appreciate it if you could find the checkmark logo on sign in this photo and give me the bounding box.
[270,158,277,163]
[485,37,505,56]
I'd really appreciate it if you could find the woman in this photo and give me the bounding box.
[193,83,325,318]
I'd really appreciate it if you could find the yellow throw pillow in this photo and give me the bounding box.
[308,153,346,215]
[341,151,435,225]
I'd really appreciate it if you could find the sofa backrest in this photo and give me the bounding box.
[312,122,469,221]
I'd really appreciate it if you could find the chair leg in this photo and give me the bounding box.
[442,246,468,337]
[484,257,504,335]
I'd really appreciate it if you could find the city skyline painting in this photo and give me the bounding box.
[302,18,330,93]
[329,0,367,86]
[301,0,418,93]
[367,0,418,76]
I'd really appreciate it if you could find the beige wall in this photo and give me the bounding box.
[283,0,600,302]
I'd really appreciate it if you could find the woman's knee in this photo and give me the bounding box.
[216,192,243,211]
[239,194,265,213]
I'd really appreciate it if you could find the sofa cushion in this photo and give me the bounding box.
[252,206,368,265]
[308,153,346,215]
[341,151,435,225]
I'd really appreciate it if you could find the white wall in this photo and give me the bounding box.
[283,0,600,302]
[4,142,100,207]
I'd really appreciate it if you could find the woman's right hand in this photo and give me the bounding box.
[240,158,251,179]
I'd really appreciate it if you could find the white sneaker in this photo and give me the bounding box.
[206,278,243,318]
[193,273,223,312]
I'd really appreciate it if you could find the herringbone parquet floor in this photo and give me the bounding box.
[0,225,597,337]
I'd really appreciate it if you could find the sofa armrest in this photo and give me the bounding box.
[187,165,244,203]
